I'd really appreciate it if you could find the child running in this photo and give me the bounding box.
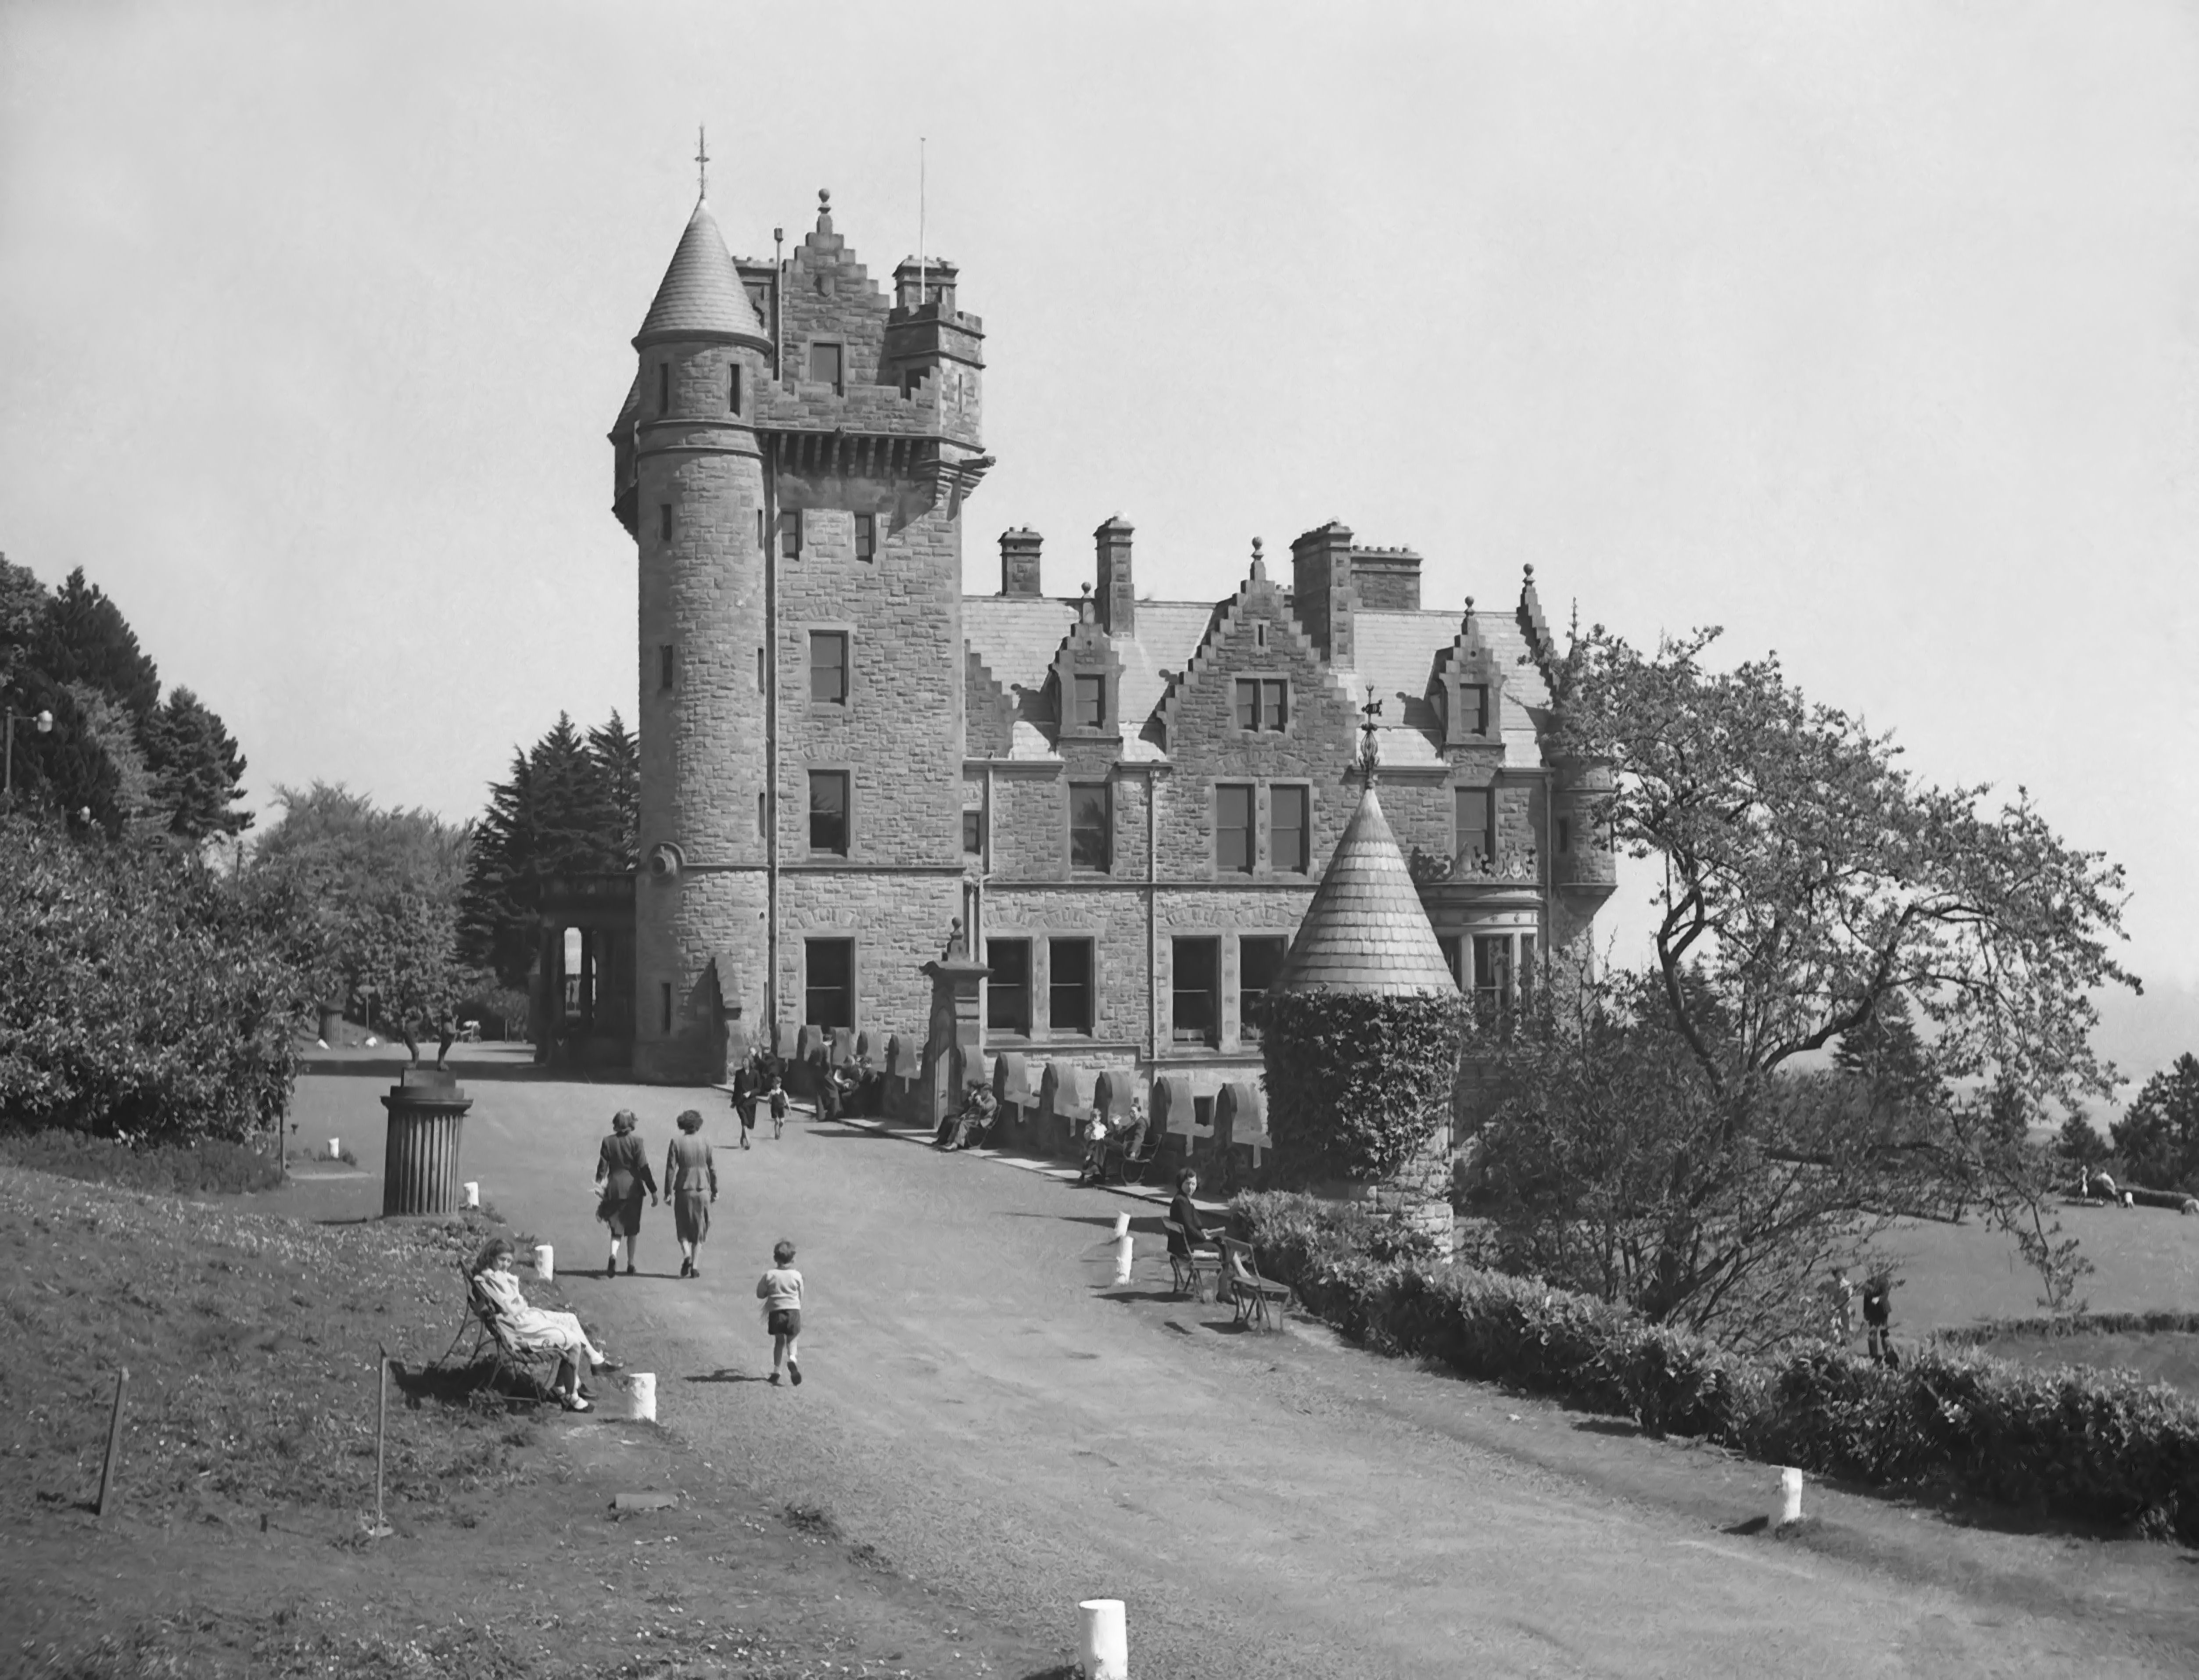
[757,1239,804,1386]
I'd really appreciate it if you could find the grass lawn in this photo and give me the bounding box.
[1860,1201,2199,1331]
[0,1165,1053,1679]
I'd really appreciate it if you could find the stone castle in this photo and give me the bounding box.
[551,185,1614,1100]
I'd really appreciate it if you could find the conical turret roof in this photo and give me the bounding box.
[1274,782,1456,995]
[635,201,769,348]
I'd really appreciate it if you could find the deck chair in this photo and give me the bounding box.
[1161,1219,1222,1301]
[432,1267,561,1401]
[1219,1237,1292,1331]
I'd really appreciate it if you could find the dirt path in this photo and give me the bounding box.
[305,1052,2199,1678]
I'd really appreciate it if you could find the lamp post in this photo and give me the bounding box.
[2,707,54,801]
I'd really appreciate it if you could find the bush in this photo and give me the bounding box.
[0,813,313,1142]
[0,1129,285,1196]
[1235,1190,2199,1542]
[1259,990,1466,1184]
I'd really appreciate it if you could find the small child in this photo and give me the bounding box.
[757,1239,803,1386]
[768,1078,789,1140]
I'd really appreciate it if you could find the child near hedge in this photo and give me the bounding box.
[757,1239,804,1386]
[1862,1272,1900,1366]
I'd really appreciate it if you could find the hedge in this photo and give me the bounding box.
[1934,1310,2199,1349]
[1235,1190,2199,1542]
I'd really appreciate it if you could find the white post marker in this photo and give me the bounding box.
[628,1372,657,1422]
[326,1136,339,1160]
[1113,1232,1135,1285]
[1078,1598,1128,1680]
[1113,1211,1131,1238]
[535,1243,554,1281]
[1778,1466,1804,1526]
[463,1180,480,1208]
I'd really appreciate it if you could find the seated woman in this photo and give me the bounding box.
[470,1238,618,1411]
[1166,1168,1221,1257]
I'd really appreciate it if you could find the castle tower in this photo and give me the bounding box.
[621,196,775,1081]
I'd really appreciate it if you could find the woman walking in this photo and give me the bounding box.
[594,1109,658,1278]
[664,1107,719,1279]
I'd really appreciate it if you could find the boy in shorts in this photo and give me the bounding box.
[757,1239,804,1386]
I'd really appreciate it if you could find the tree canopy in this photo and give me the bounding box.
[459,712,638,992]
[2110,1053,2199,1193]
[252,782,475,1042]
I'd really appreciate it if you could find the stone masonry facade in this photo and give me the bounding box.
[603,187,1616,1101]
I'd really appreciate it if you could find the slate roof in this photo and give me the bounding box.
[960,596,1547,768]
[1272,783,1456,995]
[635,202,770,347]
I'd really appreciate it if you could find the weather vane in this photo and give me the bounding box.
[695,126,710,201]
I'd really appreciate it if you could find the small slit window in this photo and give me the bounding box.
[659,644,675,691]
[728,363,742,415]
[657,362,669,413]
[659,504,674,542]
[855,513,876,561]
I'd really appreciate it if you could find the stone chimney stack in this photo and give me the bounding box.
[1351,546,1422,612]
[1094,516,1135,635]
[999,528,1043,597]
[1291,522,1356,667]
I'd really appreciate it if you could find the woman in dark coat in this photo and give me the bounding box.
[594,1109,657,1278]
[664,1108,718,1279]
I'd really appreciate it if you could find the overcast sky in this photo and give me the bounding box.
[2,2,2193,1077]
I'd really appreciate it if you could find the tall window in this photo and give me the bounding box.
[1069,782,1111,871]
[1049,938,1094,1036]
[1234,677,1287,732]
[1456,682,1488,736]
[1216,783,1254,874]
[810,631,848,703]
[855,512,876,561]
[1473,931,1535,1024]
[805,938,854,1028]
[1171,937,1221,1045]
[1239,935,1287,1042]
[808,770,849,855]
[780,510,803,558]
[807,342,843,390]
[1271,784,1309,874]
[728,363,742,414]
[986,939,1030,1033]
[1456,786,1493,866]
[1073,674,1106,729]
[962,808,984,856]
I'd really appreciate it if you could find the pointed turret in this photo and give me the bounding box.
[635,202,770,350]
[1274,728,1456,995]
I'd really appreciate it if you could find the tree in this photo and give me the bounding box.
[2110,1054,2199,1192]
[459,712,636,993]
[2056,1112,2110,1172]
[143,686,252,839]
[252,783,474,1053]
[0,810,313,1141]
[1491,626,2138,1336]
[0,552,46,689]
[36,568,160,723]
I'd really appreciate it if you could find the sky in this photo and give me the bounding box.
[2,2,2195,1079]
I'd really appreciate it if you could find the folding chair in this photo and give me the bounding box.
[432,1268,561,1401]
[1220,1237,1292,1331]
[1161,1220,1221,1301]
[1114,1128,1164,1186]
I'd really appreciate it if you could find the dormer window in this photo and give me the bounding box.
[1073,674,1106,729]
[1457,683,1488,735]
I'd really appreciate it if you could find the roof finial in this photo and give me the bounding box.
[1358,696,1384,784]
[695,126,710,202]
[817,187,833,232]
[1249,537,1266,582]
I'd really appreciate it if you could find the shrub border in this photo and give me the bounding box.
[1236,1190,2199,1543]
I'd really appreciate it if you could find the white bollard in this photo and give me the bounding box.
[1113,1211,1131,1238]
[1113,1233,1134,1285]
[325,1136,339,1160]
[1078,1598,1128,1680]
[463,1181,480,1208]
[535,1243,554,1281]
[1777,1466,1804,1526]
[628,1372,657,1422]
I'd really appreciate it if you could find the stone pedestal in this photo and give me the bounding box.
[917,956,990,1129]
[380,1067,473,1217]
